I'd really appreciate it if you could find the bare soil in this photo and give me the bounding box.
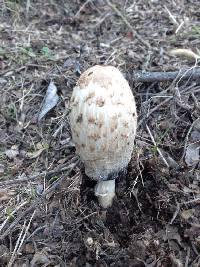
[0,1,200,266]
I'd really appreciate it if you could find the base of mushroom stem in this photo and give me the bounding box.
[94,180,115,209]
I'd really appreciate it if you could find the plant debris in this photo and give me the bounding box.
[38,81,59,121]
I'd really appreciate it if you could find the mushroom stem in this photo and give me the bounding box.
[94,180,115,208]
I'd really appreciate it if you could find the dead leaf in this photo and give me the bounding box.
[23,243,35,254]
[183,186,200,194]
[0,189,15,202]
[5,145,19,159]
[185,142,200,167]
[36,184,44,195]
[184,225,200,240]
[26,142,48,159]
[38,81,59,121]
[30,251,50,267]
[169,48,200,60]
[26,148,45,159]
[184,123,200,167]
[0,78,7,84]
[181,209,195,220]
[164,226,182,246]
[167,183,180,192]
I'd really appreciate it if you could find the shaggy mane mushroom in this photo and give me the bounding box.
[70,65,137,208]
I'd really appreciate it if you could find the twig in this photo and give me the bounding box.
[0,157,78,186]
[191,93,200,111]
[17,210,36,252]
[0,203,36,240]
[185,247,190,267]
[181,118,200,161]
[27,225,45,240]
[132,68,200,83]
[138,97,172,127]
[105,0,150,49]
[0,64,48,76]
[164,6,178,26]
[170,202,180,224]
[170,198,200,225]
[0,162,78,239]
[75,211,98,224]
[190,241,199,257]
[146,124,169,168]
[44,166,80,197]
[74,0,92,17]
[8,211,35,267]
[0,201,28,233]
[7,220,27,267]
[169,254,184,267]
[181,197,200,205]
[26,0,31,14]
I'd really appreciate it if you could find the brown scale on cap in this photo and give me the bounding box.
[75,143,81,150]
[71,100,79,107]
[88,132,101,141]
[88,117,96,124]
[98,121,103,128]
[98,113,104,128]
[101,143,107,152]
[76,114,83,123]
[110,119,118,133]
[96,97,105,107]
[123,122,129,128]
[84,91,95,102]
[121,133,129,138]
[89,145,95,152]
[110,115,118,132]
[72,128,79,138]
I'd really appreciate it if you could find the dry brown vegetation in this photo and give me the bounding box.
[0,0,200,266]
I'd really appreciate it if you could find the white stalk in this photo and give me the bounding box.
[94,180,115,208]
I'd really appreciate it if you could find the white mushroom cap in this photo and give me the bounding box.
[69,65,137,207]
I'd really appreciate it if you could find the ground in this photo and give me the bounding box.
[0,0,200,266]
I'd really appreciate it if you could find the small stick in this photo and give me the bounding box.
[0,163,78,239]
[138,97,172,127]
[74,0,92,17]
[105,0,150,49]
[7,220,27,267]
[7,211,35,267]
[131,68,200,83]
[146,124,169,168]
[0,201,28,233]
[185,247,190,267]
[170,202,180,224]
[0,158,78,186]
[131,68,200,82]
[181,197,200,205]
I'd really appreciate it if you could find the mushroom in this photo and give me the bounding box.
[69,65,137,208]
